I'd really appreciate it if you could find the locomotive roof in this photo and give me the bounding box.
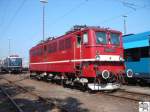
[123,31,150,49]
[30,26,122,50]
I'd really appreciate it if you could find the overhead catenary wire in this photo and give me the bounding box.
[96,0,150,35]
[49,0,150,30]
[50,0,89,27]
[0,0,11,27]
[0,0,26,38]
[28,0,89,42]
[117,0,138,11]
[98,3,150,25]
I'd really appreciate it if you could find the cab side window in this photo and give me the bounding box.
[77,35,81,47]
[83,32,88,44]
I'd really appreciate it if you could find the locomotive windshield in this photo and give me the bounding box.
[9,58,22,66]
[95,32,107,44]
[110,33,120,45]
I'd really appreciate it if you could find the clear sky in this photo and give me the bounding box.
[0,0,150,62]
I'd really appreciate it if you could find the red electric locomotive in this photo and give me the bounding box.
[29,25,132,91]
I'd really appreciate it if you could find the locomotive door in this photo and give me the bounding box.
[81,32,88,59]
[73,34,82,74]
[43,45,47,71]
[75,34,82,59]
[43,45,47,61]
[74,32,88,62]
[74,32,88,75]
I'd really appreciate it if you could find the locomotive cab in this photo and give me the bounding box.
[75,28,126,90]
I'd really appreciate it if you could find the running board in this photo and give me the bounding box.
[88,83,120,91]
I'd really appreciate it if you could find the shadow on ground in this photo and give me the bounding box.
[0,82,89,112]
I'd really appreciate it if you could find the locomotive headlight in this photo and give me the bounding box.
[119,56,124,61]
[102,70,110,79]
[95,55,100,60]
[127,69,133,78]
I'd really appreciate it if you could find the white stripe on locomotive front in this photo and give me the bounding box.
[30,55,122,65]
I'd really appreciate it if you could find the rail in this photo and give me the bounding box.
[0,76,68,112]
[100,89,150,102]
[1,75,150,103]
[0,86,24,112]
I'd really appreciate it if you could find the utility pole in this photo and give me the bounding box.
[8,39,11,56]
[123,15,127,35]
[40,0,48,42]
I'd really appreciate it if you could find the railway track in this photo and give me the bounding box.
[101,89,150,102]
[0,76,68,112]
[1,75,150,104]
[0,86,24,112]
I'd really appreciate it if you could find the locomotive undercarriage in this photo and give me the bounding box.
[87,76,122,91]
[30,70,125,91]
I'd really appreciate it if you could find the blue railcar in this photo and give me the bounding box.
[123,31,150,84]
[1,55,22,73]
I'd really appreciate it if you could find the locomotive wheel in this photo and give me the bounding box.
[81,84,87,92]
[63,80,68,88]
[43,75,48,81]
[61,79,64,86]
[30,73,37,79]
[139,79,146,86]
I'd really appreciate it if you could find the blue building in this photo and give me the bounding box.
[123,31,150,84]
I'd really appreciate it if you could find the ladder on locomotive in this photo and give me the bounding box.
[75,64,82,76]
[75,34,82,76]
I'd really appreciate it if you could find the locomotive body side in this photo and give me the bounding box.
[30,26,129,90]
[30,32,76,73]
